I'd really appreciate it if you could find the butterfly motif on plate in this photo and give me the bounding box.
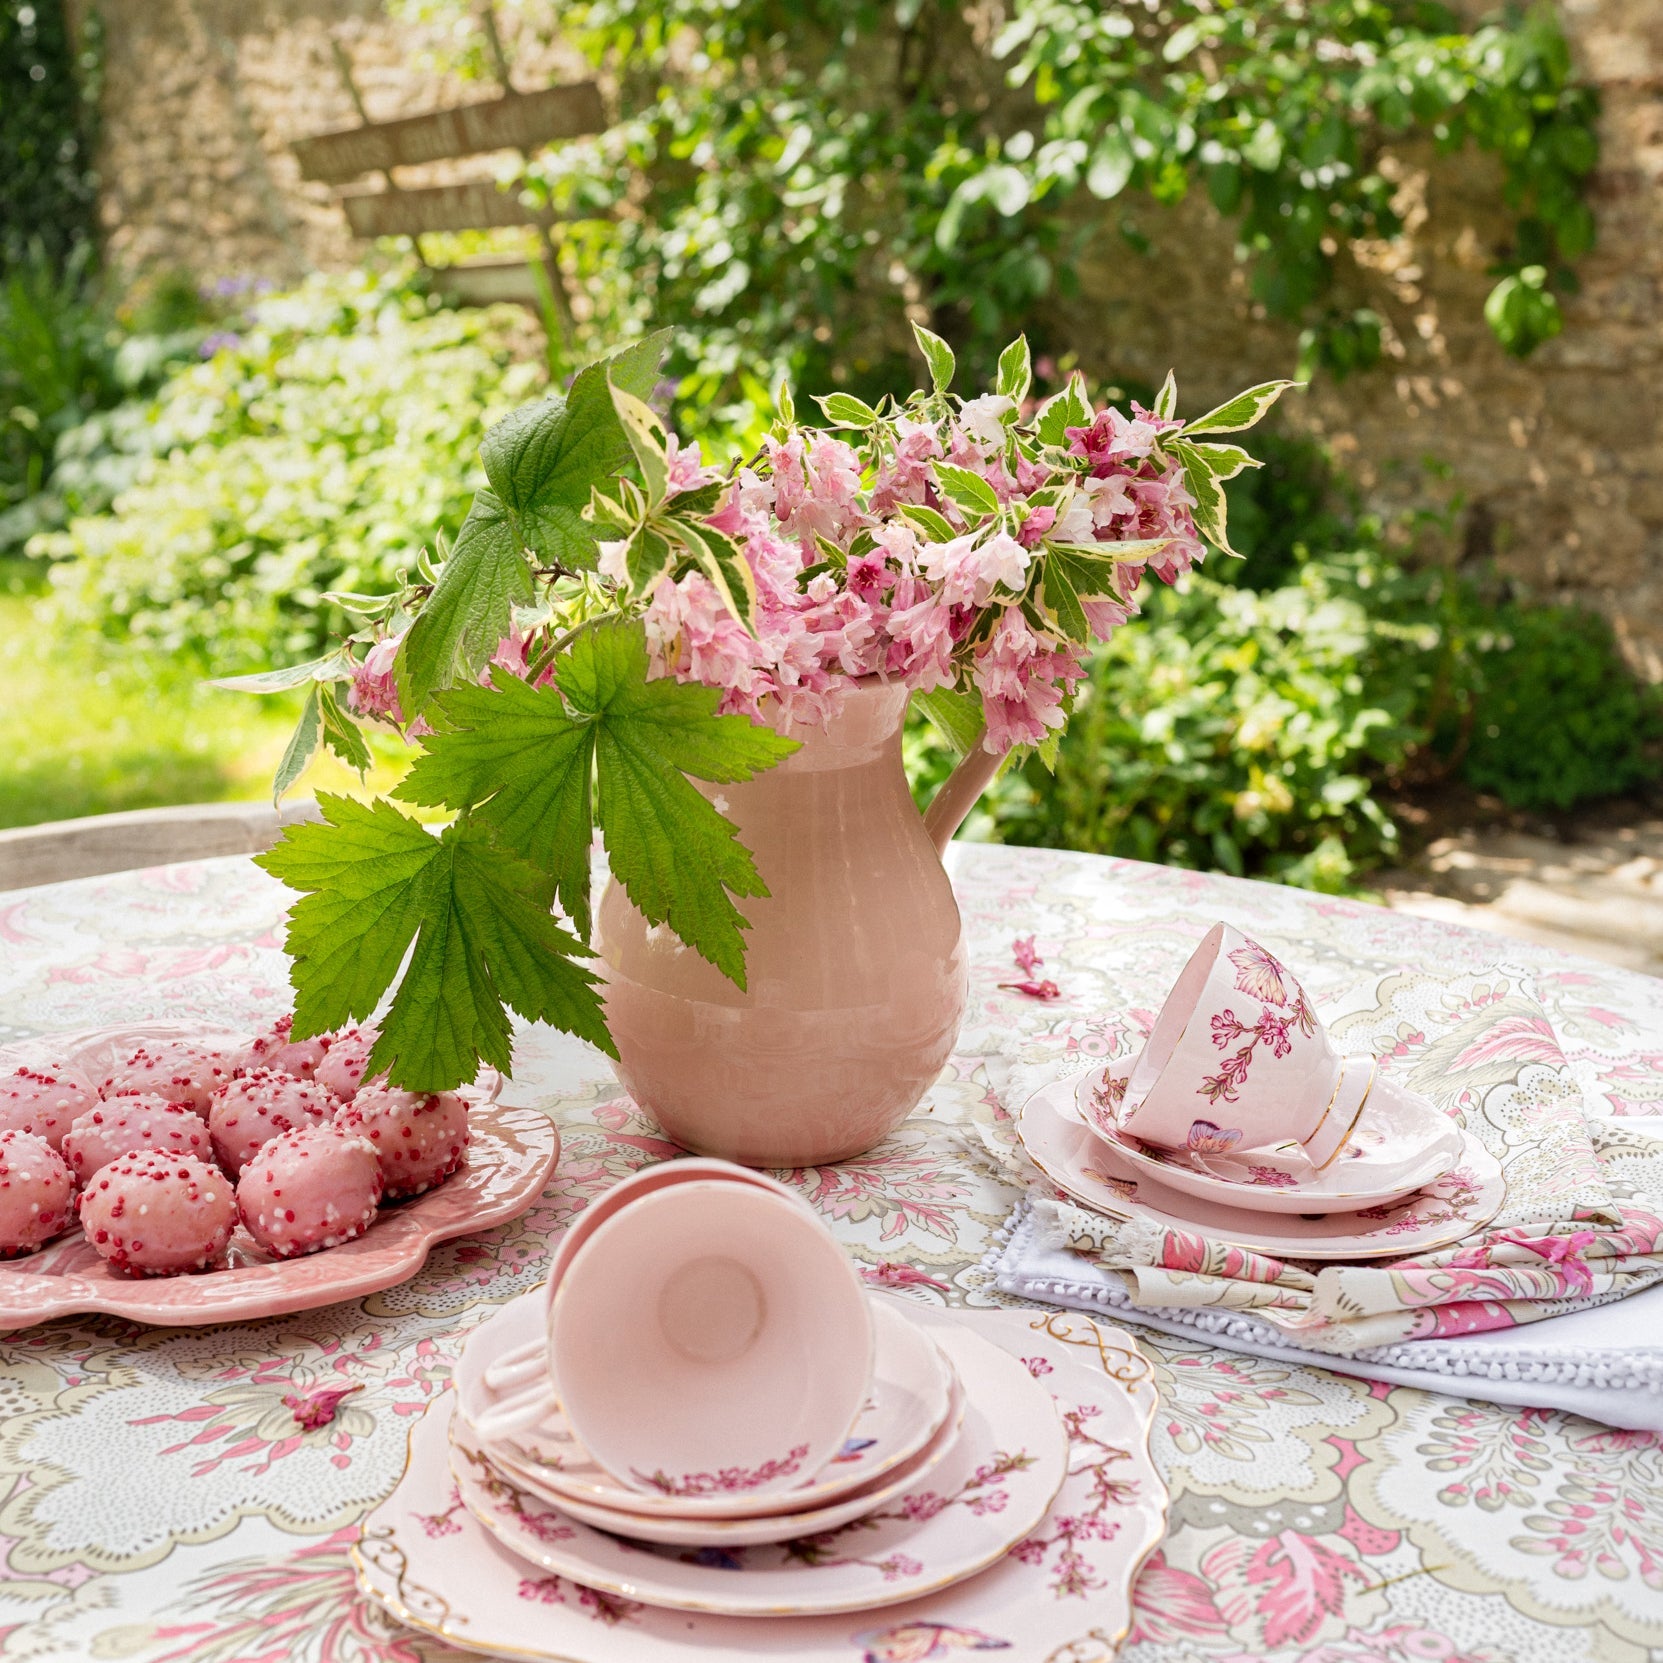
[855,1621,1012,1662]
[1184,1118,1243,1155]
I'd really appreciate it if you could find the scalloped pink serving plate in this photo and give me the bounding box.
[0,1023,539,1330]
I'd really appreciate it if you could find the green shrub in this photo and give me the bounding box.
[1460,603,1663,811]
[910,546,1427,892]
[908,434,1661,890]
[35,271,545,670]
[0,251,205,551]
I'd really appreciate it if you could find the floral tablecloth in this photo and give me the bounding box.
[0,844,1659,1663]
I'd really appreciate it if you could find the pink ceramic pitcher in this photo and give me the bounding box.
[594,680,1001,1168]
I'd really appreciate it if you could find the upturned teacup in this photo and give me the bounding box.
[548,1179,874,1499]
[1088,922,1373,1168]
[473,1157,805,1442]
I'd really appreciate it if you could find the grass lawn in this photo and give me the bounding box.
[0,580,414,830]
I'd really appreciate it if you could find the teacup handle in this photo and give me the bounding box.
[472,1377,561,1442]
[482,1339,546,1394]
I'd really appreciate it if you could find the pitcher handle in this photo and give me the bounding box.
[922,727,1003,858]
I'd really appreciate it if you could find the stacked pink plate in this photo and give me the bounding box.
[352,1161,1170,1658]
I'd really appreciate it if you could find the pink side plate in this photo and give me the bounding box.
[478,1368,968,1548]
[0,1023,537,1331]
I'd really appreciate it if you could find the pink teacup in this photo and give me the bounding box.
[549,1179,874,1499]
[475,1157,797,1438]
[1094,922,1374,1169]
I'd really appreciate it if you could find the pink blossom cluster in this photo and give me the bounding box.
[633,400,1204,754]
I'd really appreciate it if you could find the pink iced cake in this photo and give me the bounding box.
[208,1069,336,1177]
[239,1015,331,1082]
[0,1130,77,1257]
[313,1026,382,1101]
[0,1063,97,1151]
[98,1039,236,1117]
[236,1125,384,1258]
[62,1095,213,1185]
[79,1151,236,1276]
[337,1086,470,1199]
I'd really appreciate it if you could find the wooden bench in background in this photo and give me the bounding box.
[0,800,323,892]
[294,8,605,319]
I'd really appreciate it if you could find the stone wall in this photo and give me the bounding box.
[1047,0,1663,674]
[70,0,1663,667]
[69,0,579,281]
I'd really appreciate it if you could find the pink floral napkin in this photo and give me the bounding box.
[986,963,1663,1355]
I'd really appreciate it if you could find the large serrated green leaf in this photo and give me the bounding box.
[256,794,444,1038]
[394,674,597,936]
[364,821,613,1091]
[479,331,671,521]
[557,620,798,985]
[396,490,535,716]
[260,795,612,1092]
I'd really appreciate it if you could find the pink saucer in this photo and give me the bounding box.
[458,1289,955,1518]
[1021,1073,1505,1259]
[1075,1057,1464,1214]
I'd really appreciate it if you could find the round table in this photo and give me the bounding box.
[0,844,1658,1662]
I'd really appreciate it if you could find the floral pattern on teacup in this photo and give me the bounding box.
[1200,943,1319,1104]
[632,1443,810,1496]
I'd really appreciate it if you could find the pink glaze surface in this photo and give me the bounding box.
[314,1027,382,1101]
[473,1157,816,1441]
[595,680,969,1167]
[96,1037,238,1117]
[79,1151,236,1276]
[62,1096,212,1184]
[238,1014,330,1081]
[236,1126,385,1258]
[337,1087,469,1199]
[548,1179,873,1500]
[0,1131,76,1256]
[208,1070,337,1177]
[0,1065,97,1152]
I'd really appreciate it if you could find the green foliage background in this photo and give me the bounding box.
[507,0,1599,437]
[37,274,546,668]
[0,0,100,274]
[7,0,1658,876]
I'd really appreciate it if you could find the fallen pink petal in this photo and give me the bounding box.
[283,1382,365,1431]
